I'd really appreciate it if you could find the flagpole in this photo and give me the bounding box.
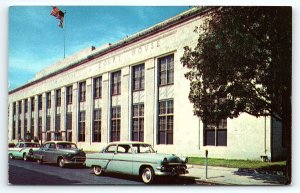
[63,10,66,59]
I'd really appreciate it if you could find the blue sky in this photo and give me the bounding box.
[8,6,190,90]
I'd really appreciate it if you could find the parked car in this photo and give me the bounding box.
[8,142,40,161]
[85,141,188,184]
[33,141,86,168]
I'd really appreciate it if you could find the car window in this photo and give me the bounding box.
[133,144,155,153]
[57,143,77,149]
[43,143,51,149]
[105,145,117,153]
[117,145,131,153]
[19,143,24,148]
[49,143,56,149]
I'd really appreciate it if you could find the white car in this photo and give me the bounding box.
[8,142,40,161]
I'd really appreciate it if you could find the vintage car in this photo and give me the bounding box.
[8,142,40,161]
[85,141,188,184]
[33,141,86,168]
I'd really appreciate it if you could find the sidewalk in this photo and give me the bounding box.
[184,164,288,185]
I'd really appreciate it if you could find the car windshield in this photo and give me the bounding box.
[24,143,40,148]
[132,144,155,153]
[56,143,77,149]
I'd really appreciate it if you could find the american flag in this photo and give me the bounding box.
[50,6,64,28]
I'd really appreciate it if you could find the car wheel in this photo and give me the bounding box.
[23,153,27,161]
[141,167,155,184]
[93,166,103,176]
[58,158,65,168]
[9,153,14,159]
[37,158,43,165]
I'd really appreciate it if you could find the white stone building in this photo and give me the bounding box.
[8,7,286,161]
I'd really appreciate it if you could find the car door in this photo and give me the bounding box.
[46,142,58,163]
[38,143,49,161]
[111,144,133,174]
[101,144,117,172]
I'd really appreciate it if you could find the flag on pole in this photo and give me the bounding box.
[50,6,64,28]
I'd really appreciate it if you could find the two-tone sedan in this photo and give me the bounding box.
[8,142,40,161]
[85,142,188,184]
[33,141,86,168]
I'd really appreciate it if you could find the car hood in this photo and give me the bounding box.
[58,149,85,155]
[134,153,184,164]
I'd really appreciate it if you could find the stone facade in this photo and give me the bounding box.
[8,7,286,161]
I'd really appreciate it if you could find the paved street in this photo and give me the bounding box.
[8,159,196,185]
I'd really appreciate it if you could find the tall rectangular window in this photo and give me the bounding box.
[13,102,16,115]
[38,95,42,110]
[158,99,174,144]
[31,97,35,112]
[56,89,61,107]
[132,103,144,142]
[159,54,174,86]
[79,82,86,102]
[18,101,22,114]
[66,113,72,142]
[111,71,121,95]
[66,86,73,105]
[111,107,121,142]
[78,111,85,142]
[24,119,28,134]
[204,119,227,146]
[25,99,28,113]
[46,116,51,131]
[93,109,101,142]
[30,118,34,139]
[12,121,16,139]
[38,117,42,140]
[132,64,145,91]
[94,77,102,99]
[55,115,61,132]
[46,92,51,109]
[18,119,21,139]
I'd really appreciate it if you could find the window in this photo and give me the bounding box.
[204,119,227,146]
[93,109,101,142]
[158,99,174,144]
[132,103,144,142]
[56,89,61,107]
[55,115,61,132]
[12,121,16,139]
[38,95,42,110]
[18,119,21,139]
[46,116,51,131]
[78,111,85,142]
[25,99,28,113]
[30,118,34,139]
[66,113,72,131]
[46,92,51,109]
[38,117,42,139]
[31,97,35,111]
[79,82,86,102]
[111,107,121,142]
[158,54,174,86]
[24,119,28,134]
[111,71,121,95]
[18,101,22,114]
[105,145,117,153]
[132,64,144,91]
[66,86,73,105]
[94,77,102,99]
[13,102,16,115]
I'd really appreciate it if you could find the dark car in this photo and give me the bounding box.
[33,141,86,168]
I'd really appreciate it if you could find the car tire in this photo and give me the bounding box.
[37,158,43,165]
[9,153,14,159]
[141,167,155,184]
[23,153,27,161]
[93,166,103,176]
[58,158,65,168]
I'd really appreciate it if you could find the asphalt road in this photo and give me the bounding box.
[8,159,196,185]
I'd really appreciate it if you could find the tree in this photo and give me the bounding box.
[180,6,291,183]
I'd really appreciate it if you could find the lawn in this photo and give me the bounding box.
[188,157,286,171]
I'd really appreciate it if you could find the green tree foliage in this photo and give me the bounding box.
[181,6,291,183]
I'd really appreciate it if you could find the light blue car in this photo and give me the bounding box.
[8,142,40,161]
[85,142,188,184]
